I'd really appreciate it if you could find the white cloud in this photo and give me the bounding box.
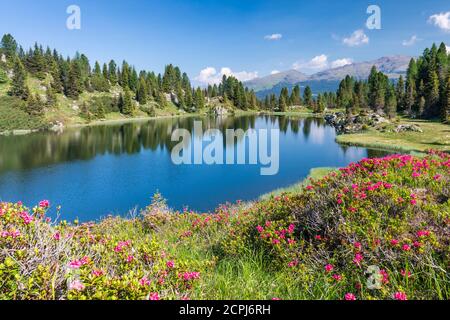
[446,45,450,53]
[428,12,450,32]
[195,67,258,85]
[402,35,421,46]
[293,54,328,72]
[270,70,280,75]
[331,58,353,68]
[343,29,369,47]
[293,55,353,73]
[264,33,282,41]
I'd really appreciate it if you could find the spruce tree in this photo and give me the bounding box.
[137,77,148,105]
[442,75,450,123]
[121,89,134,115]
[278,94,287,112]
[0,33,18,58]
[66,61,83,99]
[385,84,397,119]
[9,57,28,100]
[303,86,313,108]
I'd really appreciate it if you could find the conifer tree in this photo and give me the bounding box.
[0,33,18,58]
[108,60,117,85]
[121,88,134,115]
[303,86,313,108]
[278,94,287,112]
[10,57,29,100]
[385,84,397,119]
[26,93,44,116]
[137,77,148,105]
[442,75,450,123]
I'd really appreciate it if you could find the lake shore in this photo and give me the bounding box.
[335,118,450,153]
[2,150,448,300]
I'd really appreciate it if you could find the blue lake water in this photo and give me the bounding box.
[0,115,388,221]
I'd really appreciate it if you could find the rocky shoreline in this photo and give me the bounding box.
[324,112,423,134]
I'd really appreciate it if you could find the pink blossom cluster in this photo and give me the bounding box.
[114,240,131,253]
[68,256,90,269]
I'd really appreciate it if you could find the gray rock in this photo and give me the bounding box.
[394,124,423,133]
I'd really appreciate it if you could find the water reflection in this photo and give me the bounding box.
[0,115,389,220]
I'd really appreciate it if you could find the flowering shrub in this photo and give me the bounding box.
[0,151,449,300]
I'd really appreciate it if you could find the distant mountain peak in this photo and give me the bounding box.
[245,55,412,98]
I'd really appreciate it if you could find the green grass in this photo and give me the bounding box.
[336,118,450,152]
[0,95,46,132]
[260,167,335,199]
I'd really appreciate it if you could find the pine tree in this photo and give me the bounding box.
[26,93,44,116]
[136,77,148,105]
[9,57,29,100]
[385,84,397,119]
[46,86,57,107]
[194,87,205,110]
[315,94,325,113]
[290,85,301,106]
[278,94,287,112]
[426,70,440,116]
[0,34,18,58]
[442,75,450,123]
[108,60,117,85]
[66,61,83,99]
[396,75,405,112]
[303,86,313,108]
[121,89,134,115]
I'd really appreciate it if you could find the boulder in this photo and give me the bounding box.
[394,124,423,133]
[213,105,228,116]
[49,121,64,134]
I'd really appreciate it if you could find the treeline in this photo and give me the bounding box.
[0,34,259,119]
[334,42,450,123]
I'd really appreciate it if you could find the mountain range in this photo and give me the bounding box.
[245,55,412,98]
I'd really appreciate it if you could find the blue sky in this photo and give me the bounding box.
[1,0,450,85]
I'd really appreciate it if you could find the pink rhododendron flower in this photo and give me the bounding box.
[379,269,389,284]
[402,244,411,251]
[412,172,421,178]
[353,253,363,266]
[345,293,356,300]
[256,225,264,233]
[354,242,362,250]
[166,260,175,268]
[126,255,134,263]
[114,240,131,253]
[68,256,89,269]
[69,280,85,291]
[390,239,399,246]
[433,174,442,181]
[20,211,33,225]
[288,224,295,233]
[288,260,298,268]
[325,264,334,273]
[393,291,407,300]
[416,230,430,238]
[92,269,104,277]
[400,270,412,278]
[332,274,342,281]
[149,292,160,300]
[139,277,151,286]
[39,200,50,208]
[53,232,61,241]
